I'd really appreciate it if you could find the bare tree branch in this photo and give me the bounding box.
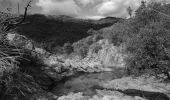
[4,0,32,32]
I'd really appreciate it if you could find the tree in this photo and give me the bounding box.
[3,0,32,32]
[127,6,133,17]
[126,2,170,79]
[135,0,147,17]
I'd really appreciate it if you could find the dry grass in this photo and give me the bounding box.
[0,43,21,77]
[0,34,37,100]
[0,16,22,77]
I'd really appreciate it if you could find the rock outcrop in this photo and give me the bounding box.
[57,90,147,100]
[43,39,128,73]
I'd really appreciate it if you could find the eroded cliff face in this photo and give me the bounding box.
[87,39,127,69]
[43,39,128,73]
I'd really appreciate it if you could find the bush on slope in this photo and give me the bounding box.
[102,2,170,79]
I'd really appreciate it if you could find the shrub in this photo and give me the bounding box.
[91,44,102,54]
[0,12,34,100]
[93,34,103,42]
[63,42,73,54]
[102,2,170,79]
[0,20,21,78]
[73,35,98,58]
[0,33,24,100]
[78,45,89,58]
[52,45,63,54]
[103,21,133,46]
[0,44,20,77]
[125,2,170,79]
[73,41,89,58]
[87,28,98,35]
[126,21,170,78]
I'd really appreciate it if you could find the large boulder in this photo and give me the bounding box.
[6,32,34,50]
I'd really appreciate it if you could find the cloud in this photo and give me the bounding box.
[35,0,142,18]
[97,1,118,15]
[74,0,94,6]
[0,0,38,14]
[36,0,81,16]
[96,0,141,17]
[0,0,24,13]
[1,0,159,18]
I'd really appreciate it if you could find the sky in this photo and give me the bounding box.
[0,0,168,19]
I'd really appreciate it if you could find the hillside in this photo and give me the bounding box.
[15,14,122,51]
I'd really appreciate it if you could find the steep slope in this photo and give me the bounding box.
[15,14,122,50]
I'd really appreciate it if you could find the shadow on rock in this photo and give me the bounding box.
[119,89,170,100]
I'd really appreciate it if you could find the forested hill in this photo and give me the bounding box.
[15,14,122,48]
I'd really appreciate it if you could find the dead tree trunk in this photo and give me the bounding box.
[4,0,32,32]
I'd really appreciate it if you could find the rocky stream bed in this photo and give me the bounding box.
[5,32,170,100]
[50,72,170,100]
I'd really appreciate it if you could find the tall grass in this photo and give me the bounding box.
[0,12,27,100]
[0,16,21,78]
[0,43,21,77]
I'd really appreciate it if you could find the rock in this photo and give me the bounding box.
[33,91,58,100]
[102,76,170,99]
[35,47,47,55]
[25,40,34,50]
[57,92,88,100]
[6,33,15,42]
[57,90,147,100]
[46,39,128,73]
[135,96,146,100]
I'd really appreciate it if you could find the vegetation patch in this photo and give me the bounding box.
[102,2,170,79]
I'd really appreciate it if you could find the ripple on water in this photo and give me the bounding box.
[51,71,125,96]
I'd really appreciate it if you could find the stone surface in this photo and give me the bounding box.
[57,90,147,100]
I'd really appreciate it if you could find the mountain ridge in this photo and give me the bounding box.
[14,13,122,51]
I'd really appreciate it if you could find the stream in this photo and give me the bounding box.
[19,57,170,100]
[51,71,125,97]
[51,71,170,100]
